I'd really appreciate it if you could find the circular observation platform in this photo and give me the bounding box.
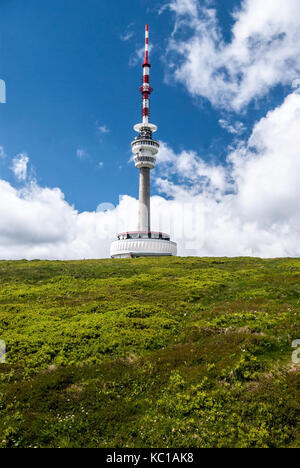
[110,232,177,259]
[131,138,159,169]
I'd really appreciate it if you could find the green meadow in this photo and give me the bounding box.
[0,257,299,448]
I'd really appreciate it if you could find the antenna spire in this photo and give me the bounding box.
[143,24,150,66]
[140,24,153,124]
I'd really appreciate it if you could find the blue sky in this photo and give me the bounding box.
[1,0,300,259]
[0,0,283,210]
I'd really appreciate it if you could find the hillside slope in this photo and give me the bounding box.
[0,257,299,448]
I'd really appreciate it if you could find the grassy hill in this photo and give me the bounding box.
[0,257,299,448]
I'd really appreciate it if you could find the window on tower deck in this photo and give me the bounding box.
[139,127,153,139]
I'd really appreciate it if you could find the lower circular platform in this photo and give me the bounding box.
[110,233,177,259]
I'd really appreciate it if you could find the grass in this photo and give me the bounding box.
[0,256,299,448]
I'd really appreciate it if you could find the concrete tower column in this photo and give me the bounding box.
[138,167,150,232]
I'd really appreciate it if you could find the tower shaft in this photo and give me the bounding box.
[138,167,151,232]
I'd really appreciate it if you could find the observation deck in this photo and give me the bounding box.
[110,231,177,259]
[131,138,159,169]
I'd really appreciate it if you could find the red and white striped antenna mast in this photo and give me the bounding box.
[140,24,153,124]
[134,24,156,132]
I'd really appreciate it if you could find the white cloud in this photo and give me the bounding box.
[120,23,135,42]
[121,31,134,42]
[97,125,110,134]
[1,93,300,259]
[230,92,300,227]
[0,181,137,260]
[129,44,153,68]
[76,149,88,159]
[156,142,228,198]
[163,0,300,111]
[11,153,29,181]
[154,92,300,257]
[218,119,246,135]
[99,161,104,168]
[160,0,198,19]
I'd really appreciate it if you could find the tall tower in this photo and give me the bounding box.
[110,25,177,259]
[132,24,159,232]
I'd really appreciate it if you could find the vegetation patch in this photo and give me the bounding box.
[0,257,299,448]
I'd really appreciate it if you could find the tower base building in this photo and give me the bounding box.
[110,25,177,259]
[111,232,177,259]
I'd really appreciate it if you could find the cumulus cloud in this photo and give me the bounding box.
[218,119,246,135]
[156,142,228,198]
[0,178,202,260]
[0,179,124,260]
[163,0,300,111]
[154,92,300,257]
[11,153,29,181]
